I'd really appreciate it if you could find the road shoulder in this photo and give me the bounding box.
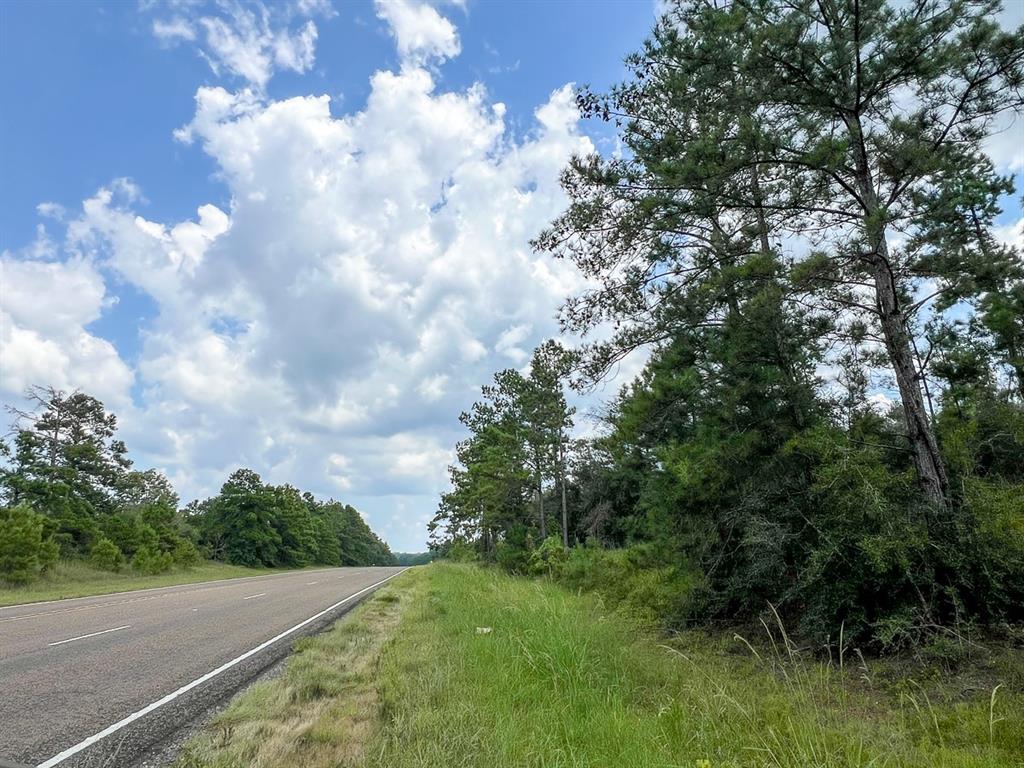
[174,569,417,768]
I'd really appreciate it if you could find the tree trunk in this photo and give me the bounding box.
[535,472,546,540]
[870,249,950,508]
[558,432,569,548]
[845,114,950,510]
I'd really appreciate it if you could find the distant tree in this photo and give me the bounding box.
[1,387,132,552]
[197,469,282,568]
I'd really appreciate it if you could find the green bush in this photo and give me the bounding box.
[551,544,694,629]
[89,537,124,572]
[0,504,59,585]
[528,535,567,576]
[445,540,480,563]
[131,545,174,575]
[172,538,201,567]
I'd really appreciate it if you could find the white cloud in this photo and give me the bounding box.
[152,17,196,43]
[150,1,327,89]
[375,0,460,65]
[0,251,133,407]
[2,20,592,550]
[994,217,1024,251]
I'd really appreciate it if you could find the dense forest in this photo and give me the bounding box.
[430,0,1024,650]
[0,386,394,585]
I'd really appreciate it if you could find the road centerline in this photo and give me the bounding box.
[47,625,131,647]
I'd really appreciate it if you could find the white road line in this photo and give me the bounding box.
[305,581,319,585]
[242,593,266,600]
[48,625,131,647]
[36,569,406,768]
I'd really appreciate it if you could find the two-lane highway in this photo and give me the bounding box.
[0,566,405,767]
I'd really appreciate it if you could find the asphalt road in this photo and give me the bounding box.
[0,566,405,768]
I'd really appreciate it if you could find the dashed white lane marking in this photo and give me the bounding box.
[242,593,266,600]
[48,625,131,647]
[36,569,406,768]
[305,581,319,585]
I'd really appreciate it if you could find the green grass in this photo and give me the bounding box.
[177,563,1024,768]
[0,559,305,606]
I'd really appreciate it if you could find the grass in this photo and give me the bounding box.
[176,575,412,768]
[0,559,305,607]
[177,563,1024,768]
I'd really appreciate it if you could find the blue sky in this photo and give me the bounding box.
[1,0,1021,552]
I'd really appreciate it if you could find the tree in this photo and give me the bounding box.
[0,505,59,584]
[538,0,1024,510]
[197,469,282,567]
[1,387,132,551]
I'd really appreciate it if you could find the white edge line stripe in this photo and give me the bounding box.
[242,593,266,600]
[48,625,131,647]
[305,581,319,585]
[36,569,406,768]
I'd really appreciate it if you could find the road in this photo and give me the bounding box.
[0,566,405,768]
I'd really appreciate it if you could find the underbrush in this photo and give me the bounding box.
[545,542,697,629]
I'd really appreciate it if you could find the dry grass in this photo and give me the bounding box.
[175,578,413,768]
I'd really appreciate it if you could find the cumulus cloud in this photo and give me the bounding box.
[0,246,133,408]
[375,0,460,65]
[2,15,591,549]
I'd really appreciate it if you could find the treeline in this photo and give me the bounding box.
[431,0,1024,650]
[393,552,436,566]
[0,386,393,585]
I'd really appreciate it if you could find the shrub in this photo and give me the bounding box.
[445,540,480,563]
[171,538,201,567]
[551,544,694,629]
[528,535,568,576]
[89,537,124,572]
[131,545,173,575]
[0,504,59,585]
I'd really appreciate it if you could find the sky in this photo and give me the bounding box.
[0,0,659,552]
[1,0,1022,552]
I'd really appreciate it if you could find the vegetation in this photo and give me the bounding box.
[0,385,394,588]
[430,0,1024,651]
[177,563,1024,768]
[176,572,413,768]
[393,552,436,566]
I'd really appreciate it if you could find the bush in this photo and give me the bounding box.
[131,545,173,575]
[528,536,567,576]
[89,537,124,572]
[551,544,695,629]
[0,505,59,585]
[494,525,533,574]
[171,538,201,567]
[445,540,480,563]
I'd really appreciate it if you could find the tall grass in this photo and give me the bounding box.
[174,563,1023,768]
[368,564,1023,768]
